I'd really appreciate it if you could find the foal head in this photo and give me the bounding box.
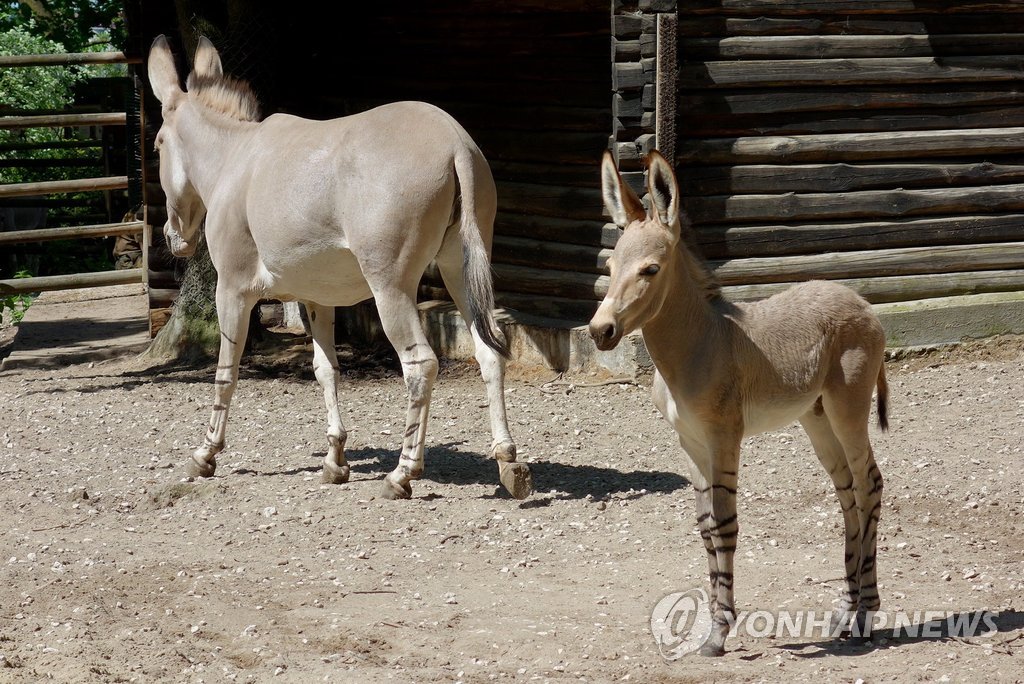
[589,150,686,350]
[147,35,260,257]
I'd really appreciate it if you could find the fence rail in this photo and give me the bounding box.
[0,51,138,67]
[0,176,128,198]
[0,220,144,246]
[0,112,127,130]
[0,269,142,295]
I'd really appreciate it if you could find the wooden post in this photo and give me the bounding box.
[655,12,678,163]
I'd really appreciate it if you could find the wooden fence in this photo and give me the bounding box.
[0,51,142,296]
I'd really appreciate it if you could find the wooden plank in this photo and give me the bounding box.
[679,15,1024,37]
[495,292,598,321]
[493,235,611,274]
[496,181,605,220]
[682,86,1024,116]
[678,1,1024,16]
[710,242,1024,285]
[680,56,1024,89]
[488,160,604,187]
[686,183,1024,223]
[723,269,1024,304]
[682,34,1024,60]
[0,221,143,246]
[494,263,609,299]
[0,51,137,67]
[677,128,1024,164]
[679,106,1024,137]
[494,213,617,248]
[0,269,142,295]
[0,176,128,198]
[697,215,1024,258]
[0,112,126,129]
[681,161,1024,195]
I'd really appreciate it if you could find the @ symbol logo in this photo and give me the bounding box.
[650,588,713,659]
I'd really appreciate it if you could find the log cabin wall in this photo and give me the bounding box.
[675,1,1024,305]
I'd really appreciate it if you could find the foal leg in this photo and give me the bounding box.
[824,394,885,635]
[691,441,741,657]
[187,286,255,478]
[306,302,350,484]
[372,287,438,500]
[800,404,862,634]
[434,240,530,499]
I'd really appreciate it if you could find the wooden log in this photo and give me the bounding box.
[677,128,1024,164]
[682,34,1024,60]
[0,51,137,67]
[681,86,1024,117]
[0,269,142,295]
[678,1,1024,16]
[495,292,599,322]
[710,242,1024,285]
[472,129,612,164]
[680,56,1024,89]
[685,183,1024,223]
[697,214,1024,258]
[655,12,678,163]
[494,213,617,248]
[493,235,611,274]
[679,15,1024,38]
[148,288,180,308]
[0,176,128,198]
[488,160,603,187]
[0,220,143,246]
[0,139,102,152]
[493,263,609,299]
[723,269,1024,305]
[0,157,100,169]
[0,112,126,130]
[496,181,605,220]
[681,161,1024,195]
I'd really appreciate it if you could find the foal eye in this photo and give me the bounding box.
[640,264,660,276]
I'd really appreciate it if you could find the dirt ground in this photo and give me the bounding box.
[0,326,1022,683]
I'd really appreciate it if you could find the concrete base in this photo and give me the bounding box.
[874,292,1024,349]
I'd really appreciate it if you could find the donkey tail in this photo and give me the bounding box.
[876,362,889,432]
[453,148,510,359]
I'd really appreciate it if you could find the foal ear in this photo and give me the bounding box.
[601,150,645,228]
[646,150,681,238]
[147,35,182,104]
[193,36,224,79]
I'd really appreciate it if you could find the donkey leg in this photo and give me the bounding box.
[373,288,438,500]
[188,287,254,478]
[434,245,529,499]
[824,395,885,636]
[306,302,350,484]
[691,474,721,614]
[800,405,862,634]
[693,446,741,657]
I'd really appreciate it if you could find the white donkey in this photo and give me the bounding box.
[591,151,889,655]
[147,36,531,500]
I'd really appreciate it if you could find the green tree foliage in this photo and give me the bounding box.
[0,0,125,53]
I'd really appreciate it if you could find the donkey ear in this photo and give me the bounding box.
[147,35,182,104]
[193,36,223,78]
[646,150,681,238]
[601,150,646,228]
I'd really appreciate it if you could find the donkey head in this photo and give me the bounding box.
[589,150,682,351]
[147,35,223,257]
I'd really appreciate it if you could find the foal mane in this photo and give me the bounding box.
[676,213,725,303]
[186,72,261,122]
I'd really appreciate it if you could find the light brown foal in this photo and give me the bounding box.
[591,150,889,656]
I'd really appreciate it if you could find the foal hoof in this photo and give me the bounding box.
[492,441,517,463]
[186,455,216,479]
[321,462,350,485]
[699,641,725,657]
[380,477,412,500]
[498,461,533,500]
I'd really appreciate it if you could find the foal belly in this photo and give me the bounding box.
[742,394,819,436]
[264,248,373,306]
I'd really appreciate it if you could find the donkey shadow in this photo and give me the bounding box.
[775,609,1023,657]
[242,442,689,502]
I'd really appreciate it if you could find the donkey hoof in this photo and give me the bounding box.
[498,461,533,500]
[186,455,216,478]
[321,462,350,484]
[492,441,517,463]
[380,477,412,500]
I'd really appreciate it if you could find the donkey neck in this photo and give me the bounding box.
[640,244,730,384]
[178,104,256,201]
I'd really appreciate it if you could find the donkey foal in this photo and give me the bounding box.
[591,151,889,656]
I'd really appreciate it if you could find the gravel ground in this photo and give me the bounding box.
[0,330,1022,683]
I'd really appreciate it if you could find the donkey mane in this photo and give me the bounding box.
[676,213,724,303]
[186,72,261,122]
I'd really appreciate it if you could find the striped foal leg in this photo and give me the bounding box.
[695,449,740,657]
[306,303,350,485]
[800,407,862,634]
[187,289,253,478]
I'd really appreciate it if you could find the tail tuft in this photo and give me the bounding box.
[876,363,889,432]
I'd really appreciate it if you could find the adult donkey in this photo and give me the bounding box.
[147,36,531,500]
[591,151,888,655]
